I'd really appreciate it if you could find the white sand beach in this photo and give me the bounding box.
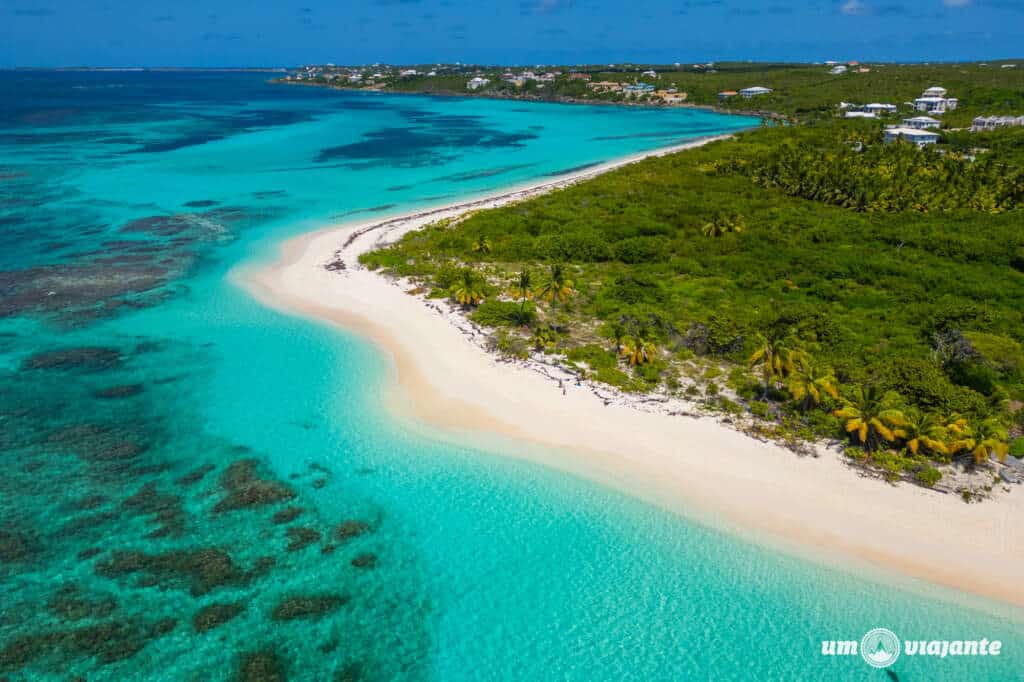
[237,137,1024,611]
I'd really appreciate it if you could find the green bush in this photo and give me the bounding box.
[471,300,534,327]
[915,465,943,488]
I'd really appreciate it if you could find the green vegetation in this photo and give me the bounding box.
[361,118,1024,489]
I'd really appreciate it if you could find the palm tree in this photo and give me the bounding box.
[471,235,492,255]
[950,418,1009,465]
[450,268,484,307]
[531,326,556,351]
[621,337,656,366]
[833,385,906,451]
[701,214,745,237]
[748,333,804,400]
[786,360,839,411]
[508,268,534,325]
[895,410,949,457]
[536,264,575,305]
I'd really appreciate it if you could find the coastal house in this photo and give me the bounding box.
[844,111,876,119]
[739,86,773,98]
[971,115,1024,131]
[568,72,591,81]
[829,65,848,75]
[718,90,738,100]
[903,116,941,130]
[589,81,623,92]
[914,86,958,114]
[623,83,656,97]
[864,103,898,115]
[884,127,940,147]
[466,77,490,90]
[399,69,419,77]
[641,70,658,78]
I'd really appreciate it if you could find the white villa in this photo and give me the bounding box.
[902,116,941,130]
[864,103,898,114]
[845,111,876,119]
[739,86,773,98]
[829,65,848,75]
[913,86,958,114]
[884,127,940,147]
[466,77,490,90]
[971,115,1024,131]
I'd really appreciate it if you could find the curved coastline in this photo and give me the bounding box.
[235,136,1024,613]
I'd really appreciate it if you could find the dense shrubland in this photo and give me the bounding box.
[361,123,1024,490]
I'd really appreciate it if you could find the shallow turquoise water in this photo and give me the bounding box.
[0,71,1021,681]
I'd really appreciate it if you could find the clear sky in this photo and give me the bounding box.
[1,0,1022,68]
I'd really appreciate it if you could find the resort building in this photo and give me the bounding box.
[884,127,940,147]
[466,77,490,90]
[864,103,898,115]
[971,115,1024,131]
[739,86,773,98]
[902,116,941,130]
[623,83,656,96]
[922,86,947,97]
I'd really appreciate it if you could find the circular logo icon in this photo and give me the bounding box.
[861,628,901,668]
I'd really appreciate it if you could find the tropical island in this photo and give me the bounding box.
[278,60,1024,500]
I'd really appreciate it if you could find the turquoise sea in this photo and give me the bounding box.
[0,71,1020,681]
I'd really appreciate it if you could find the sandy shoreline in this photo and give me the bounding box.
[236,136,1024,613]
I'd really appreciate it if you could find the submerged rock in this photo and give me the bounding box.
[122,482,186,538]
[0,617,176,670]
[350,553,377,569]
[96,548,245,596]
[192,601,245,633]
[0,528,38,564]
[270,594,348,621]
[235,650,287,682]
[93,383,144,399]
[47,584,117,622]
[214,459,295,513]
[20,347,122,372]
[271,506,303,525]
[333,521,370,542]
[176,463,216,487]
[284,527,320,552]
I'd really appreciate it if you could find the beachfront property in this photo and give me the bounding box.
[467,77,490,90]
[903,115,941,130]
[971,115,1024,131]
[884,127,940,147]
[739,86,773,98]
[718,90,738,100]
[623,83,656,96]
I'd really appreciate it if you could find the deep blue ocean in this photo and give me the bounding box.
[0,70,1021,681]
